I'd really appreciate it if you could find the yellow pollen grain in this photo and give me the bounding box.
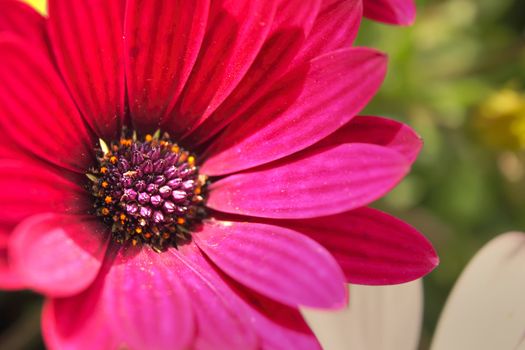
[177,217,186,225]
[145,134,153,142]
[171,145,180,153]
[135,227,143,234]
[110,156,118,164]
[100,167,108,174]
[101,181,109,188]
[101,208,110,215]
[187,155,195,166]
[120,213,126,221]
[104,196,112,204]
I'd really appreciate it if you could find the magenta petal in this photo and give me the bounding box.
[195,220,347,309]
[43,298,120,350]
[125,0,209,132]
[0,0,48,50]
[103,247,194,350]
[186,243,323,350]
[0,160,90,227]
[44,246,195,350]
[201,48,387,176]
[48,0,126,139]
[0,35,95,173]
[283,207,438,285]
[208,143,409,218]
[9,214,108,297]
[0,233,23,290]
[363,0,416,26]
[238,294,322,350]
[294,0,362,64]
[315,115,423,164]
[172,245,258,349]
[167,0,278,135]
[183,0,322,146]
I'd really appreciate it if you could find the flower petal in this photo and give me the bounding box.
[102,247,194,350]
[201,48,387,176]
[9,213,109,297]
[0,232,24,290]
[303,281,423,350]
[187,243,323,350]
[431,232,525,350]
[42,297,121,350]
[363,0,416,26]
[0,35,95,173]
[173,244,258,349]
[184,0,322,146]
[195,219,347,309]
[166,0,278,135]
[293,0,362,64]
[315,115,423,164]
[44,246,196,350]
[124,0,209,132]
[283,207,438,285]
[207,143,409,219]
[0,0,48,50]
[0,160,90,227]
[48,0,126,139]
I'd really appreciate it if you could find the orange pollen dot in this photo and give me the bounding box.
[132,239,138,246]
[162,233,170,239]
[101,208,110,215]
[179,152,188,162]
[187,156,195,166]
[171,145,180,153]
[144,232,152,239]
[145,134,153,142]
[120,139,132,146]
[120,214,126,221]
[194,187,202,195]
[135,227,143,234]
[177,217,186,225]
[110,156,118,164]
[100,167,108,174]
[104,196,113,204]
[101,181,109,188]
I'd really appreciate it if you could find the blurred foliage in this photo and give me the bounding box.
[358,0,525,348]
[1,0,525,349]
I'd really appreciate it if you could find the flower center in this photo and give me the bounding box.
[86,130,208,252]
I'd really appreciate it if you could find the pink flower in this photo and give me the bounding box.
[364,0,416,25]
[0,1,436,349]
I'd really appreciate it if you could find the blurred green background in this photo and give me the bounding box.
[358,0,525,348]
[1,0,525,349]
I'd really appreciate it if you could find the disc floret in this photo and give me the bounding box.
[87,130,208,252]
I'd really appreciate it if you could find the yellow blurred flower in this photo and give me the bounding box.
[23,0,46,15]
[473,88,525,150]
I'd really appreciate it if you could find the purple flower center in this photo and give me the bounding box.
[86,131,208,252]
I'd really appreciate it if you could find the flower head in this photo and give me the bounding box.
[0,0,436,349]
